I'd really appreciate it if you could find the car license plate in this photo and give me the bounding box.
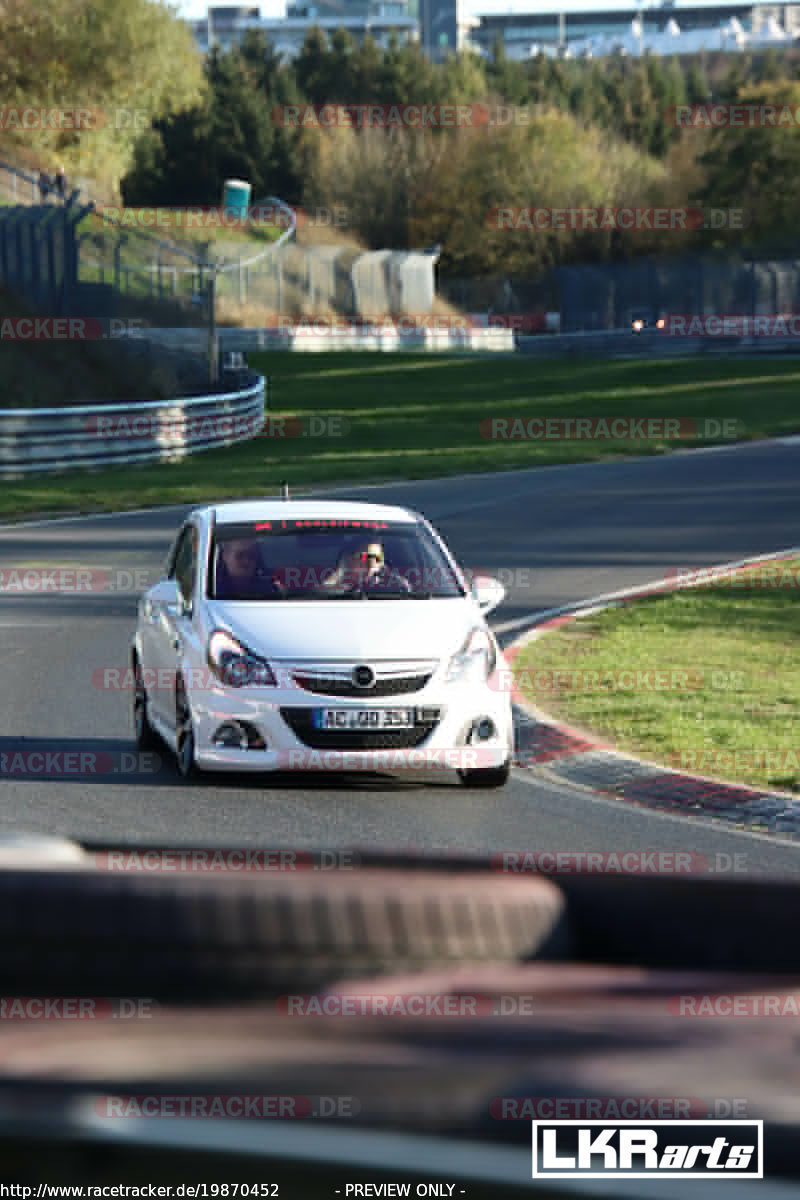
[312,708,414,730]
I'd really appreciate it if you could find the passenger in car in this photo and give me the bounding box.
[215,539,273,599]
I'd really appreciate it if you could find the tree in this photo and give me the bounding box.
[294,27,354,103]
[0,0,205,191]
[759,48,783,83]
[486,37,528,106]
[697,81,800,244]
[686,59,711,106]
[351,35,384,106]
[123,44,303,207]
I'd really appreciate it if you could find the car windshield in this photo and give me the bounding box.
[207,518,466,600]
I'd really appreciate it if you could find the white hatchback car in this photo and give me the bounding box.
[132,499,514,787]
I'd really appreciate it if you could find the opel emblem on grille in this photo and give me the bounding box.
[352,664,375,689]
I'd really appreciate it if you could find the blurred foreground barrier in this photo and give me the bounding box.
[0,371,265,477]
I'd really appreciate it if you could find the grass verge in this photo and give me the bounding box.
[514,557,800,794]
[2,354,800,521]
[0,286,187,408]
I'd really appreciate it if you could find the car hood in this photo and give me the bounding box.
[206,597,477,662]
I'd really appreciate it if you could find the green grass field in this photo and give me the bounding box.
[81,209,283,249]
[514,558,800,795]
[2,354,800,520]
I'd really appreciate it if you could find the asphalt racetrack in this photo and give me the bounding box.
[1,438,799,876]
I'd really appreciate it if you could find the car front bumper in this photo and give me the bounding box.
[187,668,513,774]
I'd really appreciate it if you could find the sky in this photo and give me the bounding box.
[166,0,757,23]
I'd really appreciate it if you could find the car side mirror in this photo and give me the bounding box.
[177,587,193,619]
[470,575,506,615]
[165,579,191,619]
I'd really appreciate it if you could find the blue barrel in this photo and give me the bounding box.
[222,179,252,222]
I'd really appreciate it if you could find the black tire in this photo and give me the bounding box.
[459,761,511,789]
[0,864,570,1000]
[132,655,159,751]
[175,678,197,779]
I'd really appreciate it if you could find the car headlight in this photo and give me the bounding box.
[445,627,497,683]
[207,630,276,688]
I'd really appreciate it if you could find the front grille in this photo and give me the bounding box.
[292,673,432,697]
[280,708,439,749]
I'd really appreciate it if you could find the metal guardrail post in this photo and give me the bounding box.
[113,235,127,290]
[63,203,93,316]
[5,207,26,290]
[208,267,219,386]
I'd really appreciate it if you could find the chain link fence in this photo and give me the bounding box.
[78,209,211,323]
[438,273,560,321]
[556,254,800,331]
[440,252,800,332]
[1,161,441,325]
[213,243,439,318]
[0,160,209,326]
[0,202,86,315]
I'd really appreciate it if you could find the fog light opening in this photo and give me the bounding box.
[468,717,497,745]
[213,721,266,750]
[213,722,248,750]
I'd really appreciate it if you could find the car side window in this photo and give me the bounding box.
[169,525,198,610]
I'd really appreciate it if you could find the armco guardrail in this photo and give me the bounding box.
[122,324,515,353]
[0,373,265,478]
[516,329,800,357]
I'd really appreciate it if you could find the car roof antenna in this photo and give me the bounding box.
[281,481,290,501]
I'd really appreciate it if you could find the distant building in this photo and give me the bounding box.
[189,0,795,60]
[470,0,789,59]
[191,2,418,56]
[418,0,479,59]
[194,5,262,52]
[755,1,800,33]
